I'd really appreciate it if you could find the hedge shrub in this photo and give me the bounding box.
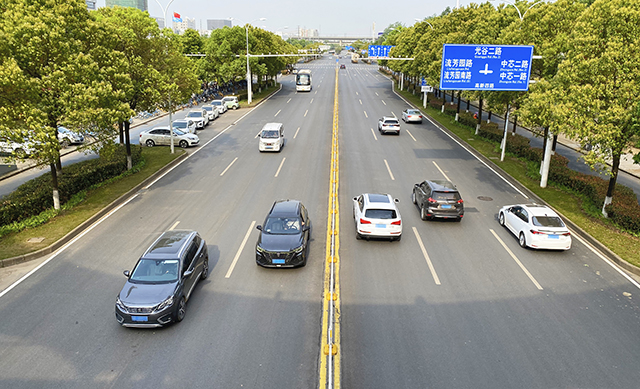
[0,145,142,226]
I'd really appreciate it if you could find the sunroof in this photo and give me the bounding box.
[367,194,390,203]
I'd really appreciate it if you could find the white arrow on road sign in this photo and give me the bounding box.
[479,64,493,75]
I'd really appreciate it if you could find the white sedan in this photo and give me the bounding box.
[402,109,423,123]
[139,127,199,148]
[498,204,571,250]
[353,193,402,241]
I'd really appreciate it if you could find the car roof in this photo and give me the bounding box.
[521,204,559,217]
[262,122,283,131]
[382,116,398,121]
[425,180,458,192]
[143,230,195,259]
[362,193,397,210]
[268,200,301,217]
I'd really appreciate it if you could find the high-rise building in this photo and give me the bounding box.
[154,17,165,29]
[207,19,232,31]
[105,0,148,12]
[86,0,96,10]
[173,17,196,34]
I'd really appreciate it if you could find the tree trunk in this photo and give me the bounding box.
[551,134,558,154]
[50,163,60,210]
[466,99,470,112]
[124,120,132,170]
[56,155,62,177]
[602,153,620,217]
[455,91,461,121]
[119,122,124,144]
[487,111,492,123]
[512,115,518,134]
[476,98,483,135]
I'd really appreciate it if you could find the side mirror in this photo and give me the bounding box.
[256,225,262,231]
[123,270,130,277]
[353,197,357,201]
[183,269,193,278]
[394,199,399,203]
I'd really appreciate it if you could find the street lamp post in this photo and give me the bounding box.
[230,17,266,105]
[490,0,547,21]
[155,0,177,153]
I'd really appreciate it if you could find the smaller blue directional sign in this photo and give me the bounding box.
[368,45,394,58]
[440,44,534,91]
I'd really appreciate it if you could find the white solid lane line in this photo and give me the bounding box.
[294,127,301,139]
[412,227,441,285]
[370,128,378,141]
[274,109,281,117]
[169,221,180,230]
[225,221,256,278]
[432,161,451,181]
[405,130,417,142]
[384,159,395,181]
[490,229,543,290]
[275,157,286,177]
[220,157,238,176]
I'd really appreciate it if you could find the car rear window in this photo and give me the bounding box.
[532,216,565,227]
[433,191,460,201]
[365,209,397,219]
[384,119,399,125]
[408,110,420,114]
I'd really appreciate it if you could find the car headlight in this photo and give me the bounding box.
[292,245,305,254]
[256,245,266,253]
[154,296,174,312]
[115,296,126,311]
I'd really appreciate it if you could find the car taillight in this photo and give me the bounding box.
[360,218,371,224]
[530,230,543,235]
[391,220,401,225]
[457,199,464,204]
[562,232,571,236]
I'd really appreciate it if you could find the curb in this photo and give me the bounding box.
[390,80,640,279]
[0,151,188,268]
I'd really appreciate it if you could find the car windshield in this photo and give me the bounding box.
[212,101,222,106]
[203,106,212,111]
[261,130,279,139]
[532,216,565,227]
[433,192,460,201]
[263,217,301,235]
[173,129,186,136]
[173,122,186,128]
[187,112,202,118]
[365,209,397,219]
[129,259,179,283]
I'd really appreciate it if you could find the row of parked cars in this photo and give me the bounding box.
[0,126,86,157]
[139,96,240,148]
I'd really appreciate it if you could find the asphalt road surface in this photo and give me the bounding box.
[1,55,639,388]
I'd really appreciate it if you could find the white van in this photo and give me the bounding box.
[258,123,284,152]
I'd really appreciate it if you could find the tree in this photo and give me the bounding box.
[0,0,128,209]
[553,0,640,216]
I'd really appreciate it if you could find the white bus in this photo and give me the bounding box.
[296,69,312,92]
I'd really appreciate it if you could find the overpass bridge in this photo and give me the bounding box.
[302,36,374,44]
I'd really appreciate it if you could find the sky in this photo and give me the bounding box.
[95,0,485,37]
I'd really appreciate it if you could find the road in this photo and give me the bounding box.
[0,55,639,388]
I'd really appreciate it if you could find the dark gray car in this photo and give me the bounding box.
[115,230,208,328]
[412,180,464,221]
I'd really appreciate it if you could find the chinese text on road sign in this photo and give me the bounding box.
[440,44,534,91]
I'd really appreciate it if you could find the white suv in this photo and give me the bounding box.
[222,96,240,110]
[202,105,219,121]
[353,193,402,241]
[378,116,401,135]
[186,109,208,129]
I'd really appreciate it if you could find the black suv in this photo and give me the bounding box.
[412,180,464,221]
[115,230,208,328]
[256,200,311,267]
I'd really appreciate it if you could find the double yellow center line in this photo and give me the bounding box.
[319,66,341,388]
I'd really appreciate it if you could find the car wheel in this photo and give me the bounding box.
[420,205,428,221]
[355,223,362,240]
[499,212,505,226]
[61,139,70,148]
[145,139,155,147]
[233,106,237,110]
[411,191,416,204]
[455,217,462,222]
[519,232,527,248]
[200,259,209,280]
[395,235,402,242]
[175,297,186,322]
[179,140,188,148]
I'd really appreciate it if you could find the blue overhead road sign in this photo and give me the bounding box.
[368,45,394,58]
[440,44,534,91]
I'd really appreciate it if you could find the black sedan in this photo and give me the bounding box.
[115,230,208,328]
[256,200,311,268]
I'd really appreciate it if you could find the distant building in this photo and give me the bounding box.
[86,0,96,10]
[154,17,165,29]
[105,0,148,12]
[207,19,232,31]
[298,28,319,38]
[173,17,196,34]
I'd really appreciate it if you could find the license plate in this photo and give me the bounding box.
[548,234,559,239]
[265,146,272,149]
[272,259,285,264]
[132,316,148,322]
[441,204,452,209]
[375,224,386,228]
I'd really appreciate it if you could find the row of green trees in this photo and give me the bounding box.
[380,0,640,216]
[0,0,298,209]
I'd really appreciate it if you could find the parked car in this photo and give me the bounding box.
[139,127,199,148]
[0,137,38,157]
[378,116,401,135]
[498,204,572,250]
[412,180,464,221]
[186,109,208,129]
[222,96,240,110]
[402,109,423,123]
[172,119,196,134]
[115,230,209,328]
[353,193,402,241]
[202,105,219,121]
[258,122,285,152]
[211,99,227,114]
[57,126,85,146]
[255,200,311,268]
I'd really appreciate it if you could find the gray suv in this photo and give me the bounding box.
[115,230,208,328]
[412,180,464,221]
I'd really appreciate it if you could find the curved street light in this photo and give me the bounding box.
[230,17,267,105]
[490,0,548,21]
[414,18,434,30]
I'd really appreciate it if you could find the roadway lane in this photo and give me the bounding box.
[0,56,337,388]
[337,62,640,388]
